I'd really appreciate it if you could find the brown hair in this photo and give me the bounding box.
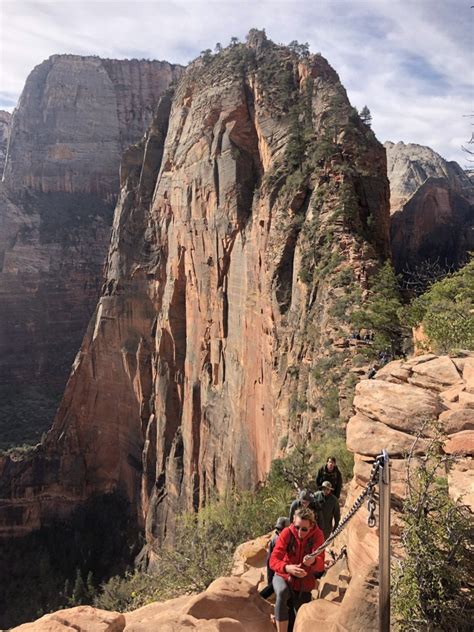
[294,507,315,523]
[327,456,337,463]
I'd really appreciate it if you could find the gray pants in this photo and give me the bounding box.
[272,575,311,622]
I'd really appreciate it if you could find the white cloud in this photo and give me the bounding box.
[0,0,472,164]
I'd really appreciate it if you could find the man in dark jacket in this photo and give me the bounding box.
[288,489,321,524]
[270,507,325,632]
[312,481,340,540]
[316,456,343,499]
[259,516,290,599]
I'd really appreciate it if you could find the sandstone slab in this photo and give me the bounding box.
[408,356,462,392]
[439,407,474,434]
[12,606,125,632]
[353,379,440,433]
[124,577,273,632]
[347,413,428,456]
[444,431,474,455]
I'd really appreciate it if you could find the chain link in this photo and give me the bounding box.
[306,453,385,561]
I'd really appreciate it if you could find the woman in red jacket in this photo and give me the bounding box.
[269,507,325,632]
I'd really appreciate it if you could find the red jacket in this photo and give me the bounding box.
[269,523,325,592]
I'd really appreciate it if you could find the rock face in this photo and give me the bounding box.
[0,56,183,448]
[0,110,11,175]
[295,352,474,630]
[12,579,274,632]
[385,141,472,213]
[3,55,184,198]
[0,31,390,563]
[385,141,474,272]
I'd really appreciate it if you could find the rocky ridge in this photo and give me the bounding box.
[385,141,474,273]
[13,352,473,631]
[0,55,183,449]
[0,32,390,557]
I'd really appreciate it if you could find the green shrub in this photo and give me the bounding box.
[405,258,474,353]
[393,429,474,630]
[351,261,406,355]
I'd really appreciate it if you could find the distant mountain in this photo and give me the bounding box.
[385,141,474,273]
[0,55,184,449]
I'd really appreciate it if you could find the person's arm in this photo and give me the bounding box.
[333,497,340,528]
[335,469,343,498]
[289,500,297,523]
[316,467,323,488]
[269,528,290,574]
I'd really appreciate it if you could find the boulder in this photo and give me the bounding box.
[462,357,474,393]
[408,357,462,392]
[123,577,274,632]
[347,413,428,456]
[448,459,474,510]
[459,391,474,409]
[12,606,125,632]
[353,380,440,434]
[444,431,474,456]
[439,383,465,403]
[439,408,474,434]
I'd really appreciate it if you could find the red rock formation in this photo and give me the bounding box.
[0,35,390,544]
[0,37,390,627]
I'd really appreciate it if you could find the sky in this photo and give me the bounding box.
[0,0,472,165]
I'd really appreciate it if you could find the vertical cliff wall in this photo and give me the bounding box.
[0,56,184,448]
[0,34,390,557]
[386,141,474,273]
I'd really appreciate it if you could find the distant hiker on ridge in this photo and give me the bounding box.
[316,456,343,499]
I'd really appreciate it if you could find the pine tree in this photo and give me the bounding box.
[359,105,372,126]
[351,262,405,354]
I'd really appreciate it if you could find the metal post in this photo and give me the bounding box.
[379,449,391,632]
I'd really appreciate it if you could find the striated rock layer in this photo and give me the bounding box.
[385,141,474,273]
[3,55,184,199]
[0,110,11,175]
[0,34,390,546]
[0,56,183,448]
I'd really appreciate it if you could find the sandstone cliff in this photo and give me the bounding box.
[0,56,184,449]
[3,55,184,198]
[0,32,390,555]
[386,141,474,273]
[0,110,11,175]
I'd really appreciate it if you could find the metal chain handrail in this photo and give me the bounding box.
[306,453,385,561]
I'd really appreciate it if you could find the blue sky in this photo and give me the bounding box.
[0,0,472,165]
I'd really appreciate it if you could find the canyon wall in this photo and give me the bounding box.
[0,33,390,557]
[0,56,184,448]
[385,141,474,273]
